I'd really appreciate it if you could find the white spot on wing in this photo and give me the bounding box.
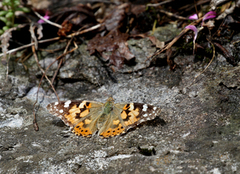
[143,113,148,117]
[59,109,63,113]
[79,101,86,108]
[142,104,148,112]
[129,103,134,110]
[153,107,157,110]
[55,102,59,106]
[64,100,71,108]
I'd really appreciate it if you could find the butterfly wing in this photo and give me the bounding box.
[116,103,161,131]
[47,100,104,137]
[98,103,161,138]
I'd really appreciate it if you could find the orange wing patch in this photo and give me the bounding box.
[121,103,141,126]
[73,122,92,137]
[64,102,91,125]
[79,101,92,118]
[72,115,96,137]
[100,123,125,138]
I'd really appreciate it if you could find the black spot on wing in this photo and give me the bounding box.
[80,108,86,112]
[79,103,88,112]
[86,102,90,107]
[75,102,80,108]
[75,113,80,119]
[124,109,131,115]
[125,104,130,109]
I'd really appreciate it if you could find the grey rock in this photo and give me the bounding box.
[0,37,240,174]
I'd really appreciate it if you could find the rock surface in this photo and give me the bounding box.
[0,36,240,174]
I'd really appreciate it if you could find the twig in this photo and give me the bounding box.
[179,0,210,11]
[34,11,62,29]
[32,43,60,130]
[148,17,203,61]
[5,54,10,81]
[159,9,189,20]
[29,24,60,131]
[189,40,215,86]
[54,39,73,83]
[0,37,60,57]
[66,23,102,38]
[0,23,101,57]
[147,0,173,7]
[50,39,78,84]
[38,40,78,86]
[32,44,60,102]
[29,23,38,50]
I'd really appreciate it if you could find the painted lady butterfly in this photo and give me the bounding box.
[47,97,161,138]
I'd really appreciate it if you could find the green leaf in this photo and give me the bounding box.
[5,11,14,18]
[17,7,30,13]
[3,26,9,31]
[22,7,30,13]
[0,11,8,16]
[0,29,4,35]
[0,16,7,23]
[6,21,12,26]
[14,0,20,6]
[3,0,11,5]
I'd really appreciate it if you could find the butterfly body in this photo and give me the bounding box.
[47,97,161,138]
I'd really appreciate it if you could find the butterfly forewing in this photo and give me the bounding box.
[115,103,161,131]
[47,100,103,128]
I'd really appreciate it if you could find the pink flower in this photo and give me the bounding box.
[189,14,198,20]
[185,11,216,42]
[185,11,216,53]
[185,25,198,42]
[38,11,50,24]
[188,11,216,23]
[185,25,198,53]
[202,11,217,22]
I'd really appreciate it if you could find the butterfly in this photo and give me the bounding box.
[47,97,161,138]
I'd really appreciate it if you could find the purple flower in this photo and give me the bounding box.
[202,11,217,22]
[185,25,198,42]
[185,11,216,53]
[188,11,216,23]
[185,11,216,41]
[189,14,198,20]
[38,11,50,24]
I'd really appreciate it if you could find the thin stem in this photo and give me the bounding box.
[10,0,15,27]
